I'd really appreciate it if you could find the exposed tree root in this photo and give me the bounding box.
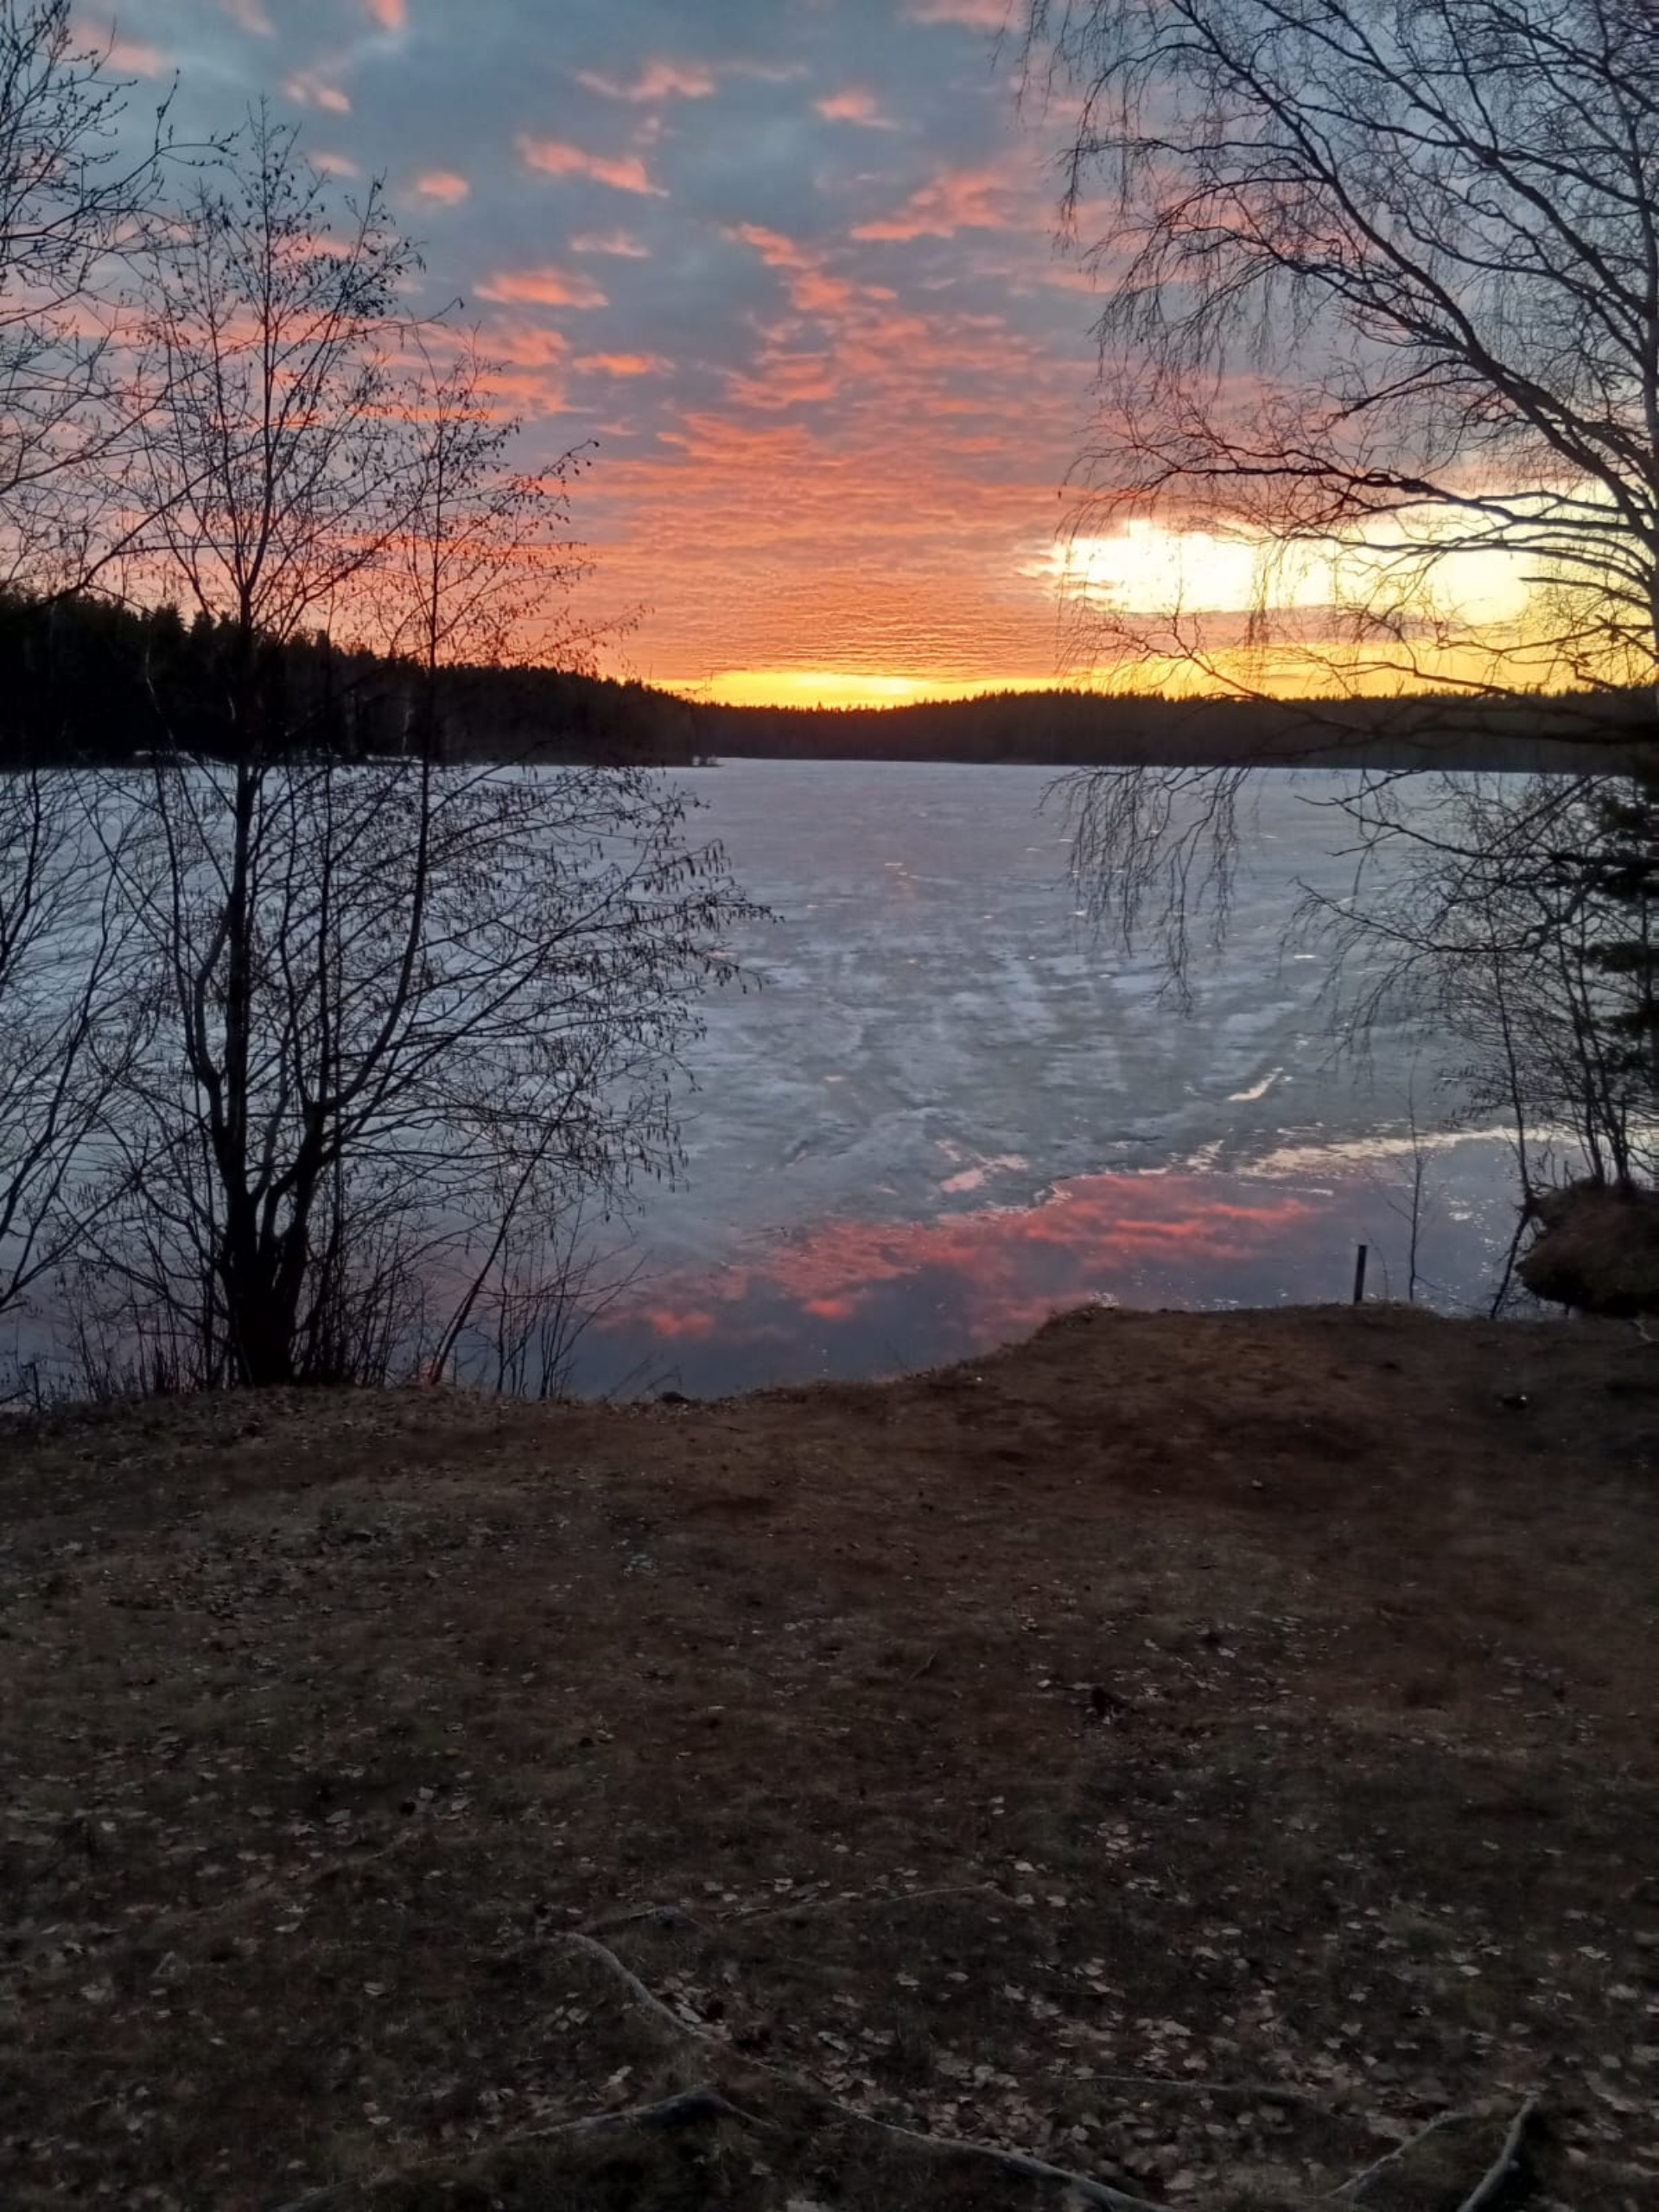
[1456,2097,1541,2212]
[1068,2071,1345,2114]
[277,1936,1544,2212]
[1332,2108,1474,2200]
[520,2082,768,2144]
[565,1932,1544,2212]
[835,2105,1180,2212]
[1332,2097,1539,2205]
[582,1900,713,1938]
[725,1878,1000,1925]
[563,1930,1171,2211]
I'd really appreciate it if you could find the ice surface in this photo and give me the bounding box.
[579,761,1524,1395]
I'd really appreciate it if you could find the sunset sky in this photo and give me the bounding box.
[91,0,1132,703]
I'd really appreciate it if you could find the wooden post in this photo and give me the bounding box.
[1352,1243,1369,1305]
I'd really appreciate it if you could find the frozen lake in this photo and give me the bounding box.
[576,760,1521,1395]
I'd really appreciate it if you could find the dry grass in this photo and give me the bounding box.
[2,1303,1656,2211]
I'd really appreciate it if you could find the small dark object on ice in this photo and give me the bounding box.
[1497,1392,1530,1411]
[658,1389,692,1407]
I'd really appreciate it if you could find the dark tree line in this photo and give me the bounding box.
[0,588,712,769]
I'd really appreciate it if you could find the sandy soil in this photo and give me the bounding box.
[2,1303,1656,2211]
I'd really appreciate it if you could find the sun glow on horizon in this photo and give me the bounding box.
[639,515,1556,709]
[669,668,1089,710]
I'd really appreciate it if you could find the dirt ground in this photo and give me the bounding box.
[2,1302,1656,2212]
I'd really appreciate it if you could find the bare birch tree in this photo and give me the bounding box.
[1025,0,1659,1174]
[1026,0,1659,703]
[0,5,181,1371]
[91,116,755,1389]
[0,0,179,589]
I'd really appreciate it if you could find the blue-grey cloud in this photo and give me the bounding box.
[93,0,1103,695]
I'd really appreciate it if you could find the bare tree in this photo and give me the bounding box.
[89,117,757,1389]
[131,101,419,721]
[1025,0,1659,703]
[1025,0,1659,1189]
[0,5,181,1375]
[0,0,185,592]
[1317,772,1658,1180]
[376,332,597,756]
[0,772,143,1370]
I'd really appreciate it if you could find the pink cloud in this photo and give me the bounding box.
[518,137,666,197]
[854,166,1022,240]
[724,349,840,411]
[483,327,569,369]
[104,35,167,75]
[474,266,608,309]
[728,223,810,271]
[575,59,716,101]
[312,149,359,178]
[727,224,894,323]
[365,0,406,26]
[284,71,351,114]
[905,0,1009,23]
[414,170,469,204]
[816,88,897,128]
[575,353,673,378]
[571,230,651,258]
[219,0,273,29]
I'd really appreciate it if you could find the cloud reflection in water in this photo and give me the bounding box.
[587,1166,1348,1396]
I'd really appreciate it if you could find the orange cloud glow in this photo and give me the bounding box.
[816,88,897,127]
[414,169,470,204]
[365,0,406,27]
[855,165,1024,240]
[575,352,672,378]
[518,137,667,197]
[312,149,359,177]
[576,59,717,101]
[690,670,1074,709]
[906,0,1010,23]
[481,325,569,369]
[475,266,608,308]
[601,1171,1325,1359]
[106,35,167,75]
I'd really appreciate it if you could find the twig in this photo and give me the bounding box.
[849,2107,1178,2212]
[1455,2097,1540,2212]
[1068,2072,1343,2114]
[902,1647,939,1683]
[582,1901,710,1938]
[725,1879,999,1925]
[563,1930,721,2041]
[1332,2107,1471,2199]
[517,2082,767,2145]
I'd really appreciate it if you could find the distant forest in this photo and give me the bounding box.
[0,590,706,769]
[1,588,1643,775]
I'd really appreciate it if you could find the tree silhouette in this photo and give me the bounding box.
[1026,0,1659,1185]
